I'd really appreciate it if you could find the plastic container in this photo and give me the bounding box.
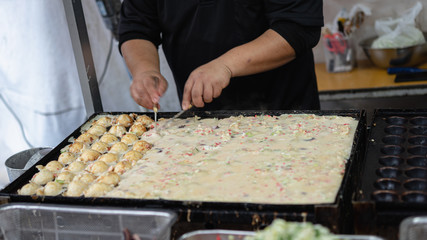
[0,203,177,240]
[5,147,52,182]
[178,229,386,240]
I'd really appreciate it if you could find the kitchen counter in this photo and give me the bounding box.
[316,61,427,100]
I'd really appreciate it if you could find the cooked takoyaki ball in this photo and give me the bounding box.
[121,133,138,145]
[96,172,120,186]
[32,169,54,185]
[98,153,119,164]
[99,133,118,144]
[56,171,75,184]
[132,140,152,153]
[108,125,127,138]
[76,132,97,144]
[64,180,88,197]
[18,182,41,195]
[122,150,143,162]
[86,161,109,175]
[67,161,86,173]
[129,122,147,137]
[91,141,109,153]
[113,160,132,175]
[135,115,154,127]
[58,152,76,165]
[80,149,101,162]
[116,114,134,127]
[87,124,107,137]
[44,161,63,172]
[84,182,113,197]
[68,142,84,154]
[74,173,96,184]
[94,116,112,128]
[43,181,63,196]
[109,142,128,154]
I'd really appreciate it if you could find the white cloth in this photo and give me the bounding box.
[0,0,141,188]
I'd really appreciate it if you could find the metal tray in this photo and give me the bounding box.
[354,109,427,240]
[399,216,427,240]
[177,229,385,240]
[0,202,176,240]
[0,110,366,236]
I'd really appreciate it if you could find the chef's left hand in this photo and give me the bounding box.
[182,59,232,109]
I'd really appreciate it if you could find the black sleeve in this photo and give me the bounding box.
[264,0,324,56]
[118,0,161,52]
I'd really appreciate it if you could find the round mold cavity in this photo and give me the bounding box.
[408,135,427,145]
[410,116,427,126]
[382,135,405,145]
[402,191,427,203]
[384,125,407,135]
[407,145,427,155]
[386,116,408,125]
[372,190,399,202]
[407,156,427,167]
[405,167,427,178]
[410,126,427,135]
[381,145,404,155]
[379,155,403,167]
[376,167,401,178]
[403,179,427,191]
[374,178,400,190]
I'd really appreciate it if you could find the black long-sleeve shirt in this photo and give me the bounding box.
[119,0,324,110]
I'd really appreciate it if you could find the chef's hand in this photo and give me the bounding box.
[182,60,232,109]
[130,71,168,110]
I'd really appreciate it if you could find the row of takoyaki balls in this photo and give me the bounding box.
[18,114,155,197]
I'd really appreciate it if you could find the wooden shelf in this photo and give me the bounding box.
[316,61,427,92]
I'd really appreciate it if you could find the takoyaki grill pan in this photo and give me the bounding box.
[354,109,427,240]
[0,110,366,236]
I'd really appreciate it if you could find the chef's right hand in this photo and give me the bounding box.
[130,71,168,110]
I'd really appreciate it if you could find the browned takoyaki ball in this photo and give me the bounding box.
[121,133,138,145]
[122,150,143,162]
[32,169,54,185]
[80,149,101,162]
[109,125,127,138]
[68,142,84,154]
[76,132,97,144]
[87,124,107,137]
[109,142,128,154]
[18,182,41,195]
[43,181,63,196]
[135,115,154,127]
[94,116,113,128]
[96,172,120,186]
[56,171,75,184]
[99,133,118,144]
[91,141,109,153]
[129,122,147,137]
[86,161,109,175]
[116,114,134,128]
[84,182,113,197]
[74,173,96,184]
[67,161,86,173]
[98,153,119,164]
[132,140,152,153]
[64,180,88,197]
[44,161,63,172]
[58,152,77,165]
[113,160,132,175]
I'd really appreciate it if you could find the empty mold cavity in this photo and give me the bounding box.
[405,167,427,178]
[374,178,400,190]
[403,179,427,191]
[376,167,401,178]
[379,155,403,167]
[372,190,399,202]
[410,126,427,135]
[381,145,404,155]
[386,116,408,125]
[408,136,427,145]
[407,145,427,155]
[382,135,405,145]
[410,116,427,126]
[384,125,407,135]
[407,156,427,167]
[402,191,427,203]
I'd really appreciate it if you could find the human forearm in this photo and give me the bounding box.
[217,29,296,78]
